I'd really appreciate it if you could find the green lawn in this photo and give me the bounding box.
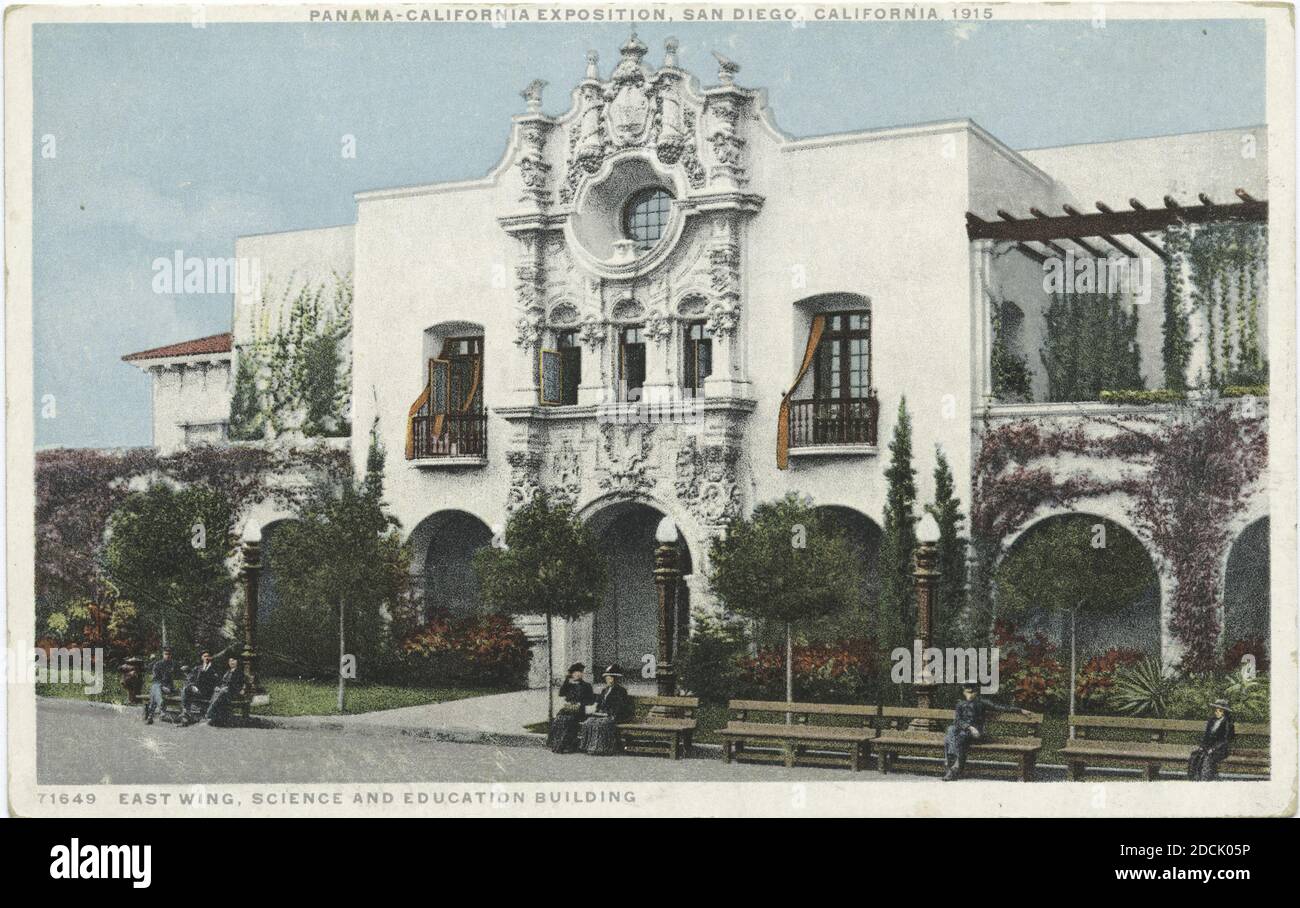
[37,674,515,718]
[253,679,516,717]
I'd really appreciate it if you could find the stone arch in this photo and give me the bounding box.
[994,510,1162,660]
[574,494,699,678]
[256,517,300,623]
[814,504,882,603]
[407,509,495,622]
[1222,515,1269,671]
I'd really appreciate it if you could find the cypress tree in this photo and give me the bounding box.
[877,398,917,657]
[926,447,967,649]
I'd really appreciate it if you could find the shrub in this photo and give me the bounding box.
[1166,671,1269,723]
[1099,388,1187,406]
[993,621,1067,711]
[677,614,748,705]
[1075,647,1146,710]
[1221,384,1268,399]
[400,610,532,688]
[1107,657,1175,717]
[734,638,879,704]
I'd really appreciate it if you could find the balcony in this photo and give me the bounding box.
[787,393,879,458]
[409,413,488,466]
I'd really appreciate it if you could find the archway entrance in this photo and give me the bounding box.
[409,510,494,621]
[995,514,1160,658]
[1223,516,1269,670]
[586,501,693,674]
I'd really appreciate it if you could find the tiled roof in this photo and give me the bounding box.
[122,332,232,362]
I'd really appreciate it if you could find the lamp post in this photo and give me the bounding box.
[240,520,263,696]
[653,516,680,697]
[910,512,941,730]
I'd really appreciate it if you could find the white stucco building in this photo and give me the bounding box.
[125,33,1271,680]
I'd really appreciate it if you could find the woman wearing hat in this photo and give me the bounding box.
[578,664,634,756]
[547,663,594,754]
[1187,699,1236,780]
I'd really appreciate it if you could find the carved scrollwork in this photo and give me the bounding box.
[675,435,741,525]
[597,422,657,496]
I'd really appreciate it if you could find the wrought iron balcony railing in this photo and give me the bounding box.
[409,413,487,460]
[788,392,879,448]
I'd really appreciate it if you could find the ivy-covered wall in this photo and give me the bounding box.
[230,272,353,441]
[968,398,1268,674]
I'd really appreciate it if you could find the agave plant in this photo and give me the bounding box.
[1107,657,1173,717]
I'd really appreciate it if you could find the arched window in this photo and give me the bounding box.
[623,188,673,251]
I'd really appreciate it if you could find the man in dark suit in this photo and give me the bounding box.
[179,650,220,726]
[943,682,1034,780]
[143,647,181,725]
[203,656,247,726]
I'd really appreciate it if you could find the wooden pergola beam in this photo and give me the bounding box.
[1097,202,1170,262]
[1031,206,1105,257]
[1063,204,1137,257]
[966,197,1267,242]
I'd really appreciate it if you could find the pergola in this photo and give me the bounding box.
[966,190,1268,264]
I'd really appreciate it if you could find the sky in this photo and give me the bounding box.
[32,18,1266,448]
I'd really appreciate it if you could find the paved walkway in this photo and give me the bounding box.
[341,687,552,734]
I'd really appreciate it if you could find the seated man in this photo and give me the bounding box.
[203,656,247,727]
[1188,699,1236,780]
[943,682,1033,781]
[179,650,220,726]
[143,647,182,725]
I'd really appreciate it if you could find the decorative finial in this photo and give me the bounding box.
[585,49,600,80]
[712,50,740,86]
[520,79,546,114]
[620,29,648,60]
[664,36,679,68]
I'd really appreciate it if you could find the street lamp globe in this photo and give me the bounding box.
[240,518,262,544]
[655,516,678,545]
[917,512,941,545]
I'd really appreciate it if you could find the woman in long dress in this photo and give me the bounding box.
[579,664,634,756]
[1187,699,1236,780]
[547,663,594,754]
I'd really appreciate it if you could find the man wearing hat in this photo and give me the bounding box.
[943,682,1034,781]
[579,664,634,755]
[1188,700,1236,780]
[548,663,595,754]
[143,646,181,725]
[179,650,220,726]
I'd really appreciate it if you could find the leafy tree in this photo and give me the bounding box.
[995,515,1156,720]
[1040,290,1144,401]
[268,423,410,710]
[104,483,236,658]
[877,398,917,658]
[474,492,607,721]
[926,447,967,648]
[707,494,860,707]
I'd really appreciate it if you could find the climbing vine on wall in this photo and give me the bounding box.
[1181,222,1267,389]
[1040,289,1144,402]
[969,400,1266,673]
[990,300,1033,402]
[230,272,353,440]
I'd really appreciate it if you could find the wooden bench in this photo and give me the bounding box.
[160,689,251,724]
[872,707,1044,781]
[619,696,699,760]
[1059,715,1270,780]
[719,700,879,771]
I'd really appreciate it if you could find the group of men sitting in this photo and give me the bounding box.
[141,647,246,727]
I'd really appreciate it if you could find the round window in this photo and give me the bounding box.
[622,188,674,251]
